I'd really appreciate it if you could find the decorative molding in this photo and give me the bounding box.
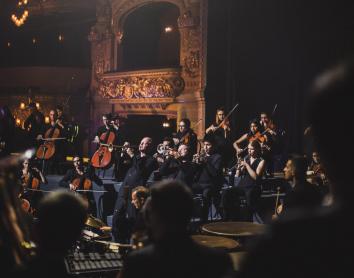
[97,68,185,102]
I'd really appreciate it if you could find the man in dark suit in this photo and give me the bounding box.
[238,59,354,277]
[192,134,224,222]
[112,137,158,243]
[119,180,233,278]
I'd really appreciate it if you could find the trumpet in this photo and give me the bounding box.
[156,144,179,159]
[192,150,207,164]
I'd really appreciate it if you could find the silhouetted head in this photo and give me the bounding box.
[309,59,354,201]
[35,191,87,257]
[144,180,193,241]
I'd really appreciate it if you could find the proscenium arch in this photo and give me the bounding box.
[111,0,187,35]
[118,2,180,70]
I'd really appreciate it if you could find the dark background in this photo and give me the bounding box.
[205,0,354,153]
[1,1,354,153]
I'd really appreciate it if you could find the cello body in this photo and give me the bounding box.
[91,130,115,168]
[36,127,60,159]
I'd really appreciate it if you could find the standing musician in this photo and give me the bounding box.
[192,134,224,222]
[19,158,47,213]
[37,109,65,174]
[173,118,198,155]
[113,137,158,242]
[259,112,278,176]
[206,107,231,139]
[206,107,234,166]
[233,119,268,158]
[24,102,45,148]
[92,113,122,171]
[59,156,103,216]
[159,144,197,187]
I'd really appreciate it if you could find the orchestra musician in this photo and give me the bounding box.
[235,140,265,220]
[59,156,103,216]
[233,119,269,158]
[192,134,224,222]
[153,137,175,165]
[159,144,197,187]
[206,107,234,166]
[273,155,323,219]
[37,109,65,174]
[24,102,45,148]
[173,118,198,155]
[19,158,47,213]
[113,137,158,239]
[307,151,329,193]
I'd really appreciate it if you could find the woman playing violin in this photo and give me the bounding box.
[233,119,268,158]
[59,156,103,216]
[173,118,198,155]
[19,158,47,213]
[206,108,234,166]
[206,108,231,139]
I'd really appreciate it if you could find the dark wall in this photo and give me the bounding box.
[206,0,354,153]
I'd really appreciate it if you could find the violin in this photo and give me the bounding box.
[248,131,267,143]
[20,198,32,213]
[36,124,63,160]
[71,177,92,191]
[91,129,116,168]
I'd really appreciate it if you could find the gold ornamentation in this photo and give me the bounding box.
[98,76,184,100]
[184,51,200,78]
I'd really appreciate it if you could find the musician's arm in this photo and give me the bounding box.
[233,134,247,152]
[59,170,74,188]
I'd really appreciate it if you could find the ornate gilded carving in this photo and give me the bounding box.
[184,50,199,78]
[98,75,184,100]
[178,11,196,28]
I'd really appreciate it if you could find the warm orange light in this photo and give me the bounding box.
[36,103,40,109]
[45,116,50,124]
[16,119,21,126]
[58,34,64,42]
[20,102,26,109]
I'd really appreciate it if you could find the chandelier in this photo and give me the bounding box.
[11,0,30,27]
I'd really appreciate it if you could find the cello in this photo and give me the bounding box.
[36,124,65,160]
[91,128,116,168]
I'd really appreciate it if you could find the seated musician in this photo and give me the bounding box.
[119,180,233,278]
[59,156,103,216]
[192,134,224,222]
[93,113,113,144]
[273,155,323,219]
[159,144,197,187]
[173,118,198,155]
[233,119,269,159]
[19,158,47,213]
[221,140,265,221]
[106,186,149,244]
[113,137,158,242]
[153,137,175,165]
[307,151,329,189]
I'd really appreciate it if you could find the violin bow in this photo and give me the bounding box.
[271,104,278,117]
[217,103,239,129]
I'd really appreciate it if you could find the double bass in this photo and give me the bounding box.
[91,128,116,168]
